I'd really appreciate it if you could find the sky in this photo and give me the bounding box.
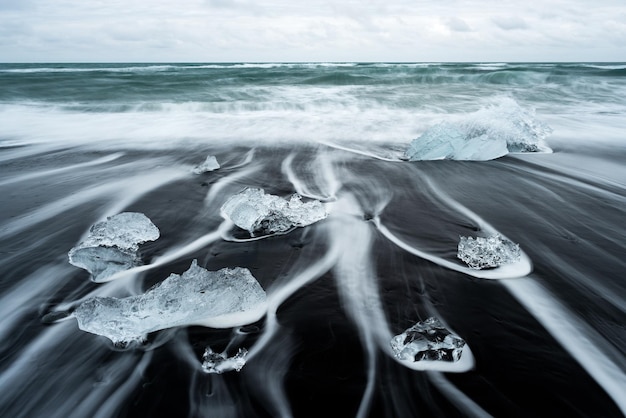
[0,0,625,62]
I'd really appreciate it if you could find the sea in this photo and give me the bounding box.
[0,63,625,418]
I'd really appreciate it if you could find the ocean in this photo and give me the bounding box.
[0,63,624,418]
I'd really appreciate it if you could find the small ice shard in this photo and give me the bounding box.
[202,347,248,374]
[390,317,466,362]
[221,187,328,236]
[405,98,552,161]
[457,234,522,269]
[193,155,220,174]
[68,212,160,282]
[73,260,267,344]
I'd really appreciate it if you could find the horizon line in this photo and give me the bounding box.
[1,60,625,64]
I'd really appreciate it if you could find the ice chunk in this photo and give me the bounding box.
[68,212,160,282]
[202,347,248,374]
[73,260,267,344]
[405,98,552,161]
[221,187,328,236]
[69,246,141,283]
[404,121,509,161]
[193,155,220,174]
[390,317,466,362]
[457,234,522,269]
[71,212,159,252]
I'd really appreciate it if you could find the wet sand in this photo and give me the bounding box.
[0,142,624,417]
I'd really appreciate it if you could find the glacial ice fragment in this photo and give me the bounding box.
[457,234,521,269]
[405,121,509,161]
[193,155,220,174]
[405,98,553,161]
[202,347,248,374]
[68,212,160,282]
[390,317,466,362]
[73,260,267,344]
[221,187,328,236]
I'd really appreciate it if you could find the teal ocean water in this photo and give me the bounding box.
[0,63,625,418]
[1,62,625,149]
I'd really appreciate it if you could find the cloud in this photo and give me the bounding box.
[206,0,242,8]
[0,0,625,62]
[444,16,472,32]
[0,0,35,10]
[493,16,528,30]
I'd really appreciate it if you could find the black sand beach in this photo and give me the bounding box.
[0,141,624,417]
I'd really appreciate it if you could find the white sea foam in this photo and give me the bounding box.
[504,278,626,416]
[0,65,177,73]
[375,218,532,280]
[281,151,342,201]
[0,165,187,241]
[581,64,626,70]
[0,101,430,149]
[0,152,124,187]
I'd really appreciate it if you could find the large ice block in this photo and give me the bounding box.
[405,98,552,161]
[73,260,267,344]
[68,212,160,282]
[404,121,509,161]
[390,317,466,362]
[202,347,248,374]
[220,187,328,236]
[457,234,522,269]
[192,155,220,174]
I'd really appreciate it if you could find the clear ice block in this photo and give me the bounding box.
[405,98,552,161]
[192,155,220,174]
[73,260,267,344]
[390,317,466,362]
[68,212,160,282]
[220,187,328,236]
[202,347,248,374]
[457,234,522,269]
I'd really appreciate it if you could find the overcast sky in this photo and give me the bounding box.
[1,0,624,62]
